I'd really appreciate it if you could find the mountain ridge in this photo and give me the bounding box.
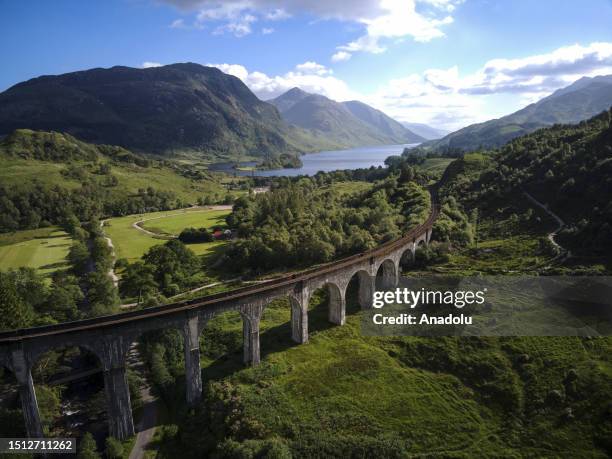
[269,88,424,147]
[420,74,612,153]
[401,122,449,140]
[0,63,323,161]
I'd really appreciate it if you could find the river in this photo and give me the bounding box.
[209,143,420,177]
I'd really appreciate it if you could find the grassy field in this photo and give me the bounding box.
[0,155,228,203]
[420,157,454,176]
[140,209,229,236]
[104,208,231,263]
[0,227,72,277]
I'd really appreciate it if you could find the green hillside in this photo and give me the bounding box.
[448,109,612,259]
[0,129,230,233]
[423,75,612,153]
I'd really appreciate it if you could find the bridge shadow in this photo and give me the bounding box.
[39,261,70,270]
[201,318,296,383]
[202,289,362,384]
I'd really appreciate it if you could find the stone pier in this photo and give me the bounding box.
[11,348,43,438]
[241,304,263,366]
[327,284,346,326]
[103,366,134,439]
[183,312,203,406]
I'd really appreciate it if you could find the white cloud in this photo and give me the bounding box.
[295,61,332,75]
[366,42,612,129]
[331,51,352,62]
[195,2,257,36]
[208,61,356,100]
[265,8,290,20]
[142,61,163,68]
[339,35,385,54]
[208,42,612,131]
[211,13,256,37]
[344,0,457,53]
[463,42,612,97]
[161,0,461,51]
[262,27,274,34]
[169,18,186,28]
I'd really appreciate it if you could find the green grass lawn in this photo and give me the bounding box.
[104,208,231,263]
[420,157,454,176]
[140,209,229,236]
[0,227,72,277]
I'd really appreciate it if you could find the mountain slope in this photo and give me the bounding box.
[423,75,612,152]
[447,108,612,256]
[342,100,423,143]
[0,63,308,159]
[0,129,228,232]
[402,122,449,140]
[269,88,424,147]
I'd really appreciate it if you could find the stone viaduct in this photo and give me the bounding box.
[0,189,439,441]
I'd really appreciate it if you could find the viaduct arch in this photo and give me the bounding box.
[0,187,439,440]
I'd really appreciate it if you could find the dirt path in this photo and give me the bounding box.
[523,191,571,260]
[132,205,233,238]
[100,220,119,287]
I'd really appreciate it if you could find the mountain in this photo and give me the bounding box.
[269,88,424,147]
[269,87,311,113]
[0,63,312,160]
[422,74,612,152]
[341,100,423,142]
[401,122,449,140]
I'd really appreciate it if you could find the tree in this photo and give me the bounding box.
[36,385,61,431]
[0,272,33,331]
[104,437,124,458]
[87,270,119,317]
[120,262,157,299]
[62,213,82,235]
[178,227,214,243]
[78,432,101,459]
[68,242,90,275]
[7,267,47,309]
[44,277,83,322]
[142,240,200,294]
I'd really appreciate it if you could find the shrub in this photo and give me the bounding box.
[104,437,123,458]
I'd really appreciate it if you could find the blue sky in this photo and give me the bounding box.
[2,0,612,129]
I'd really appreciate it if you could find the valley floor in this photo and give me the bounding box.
[0,227,72,278]
[103,206,231,264]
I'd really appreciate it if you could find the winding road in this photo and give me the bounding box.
[523,191,571,260]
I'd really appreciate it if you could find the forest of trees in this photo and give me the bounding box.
[448,108,612,257]
[0,182,187,233]
[119,240,205,303]
[224,173,430,272]
[0,216,120,332]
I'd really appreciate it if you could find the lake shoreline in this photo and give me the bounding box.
[209,143,420,177]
